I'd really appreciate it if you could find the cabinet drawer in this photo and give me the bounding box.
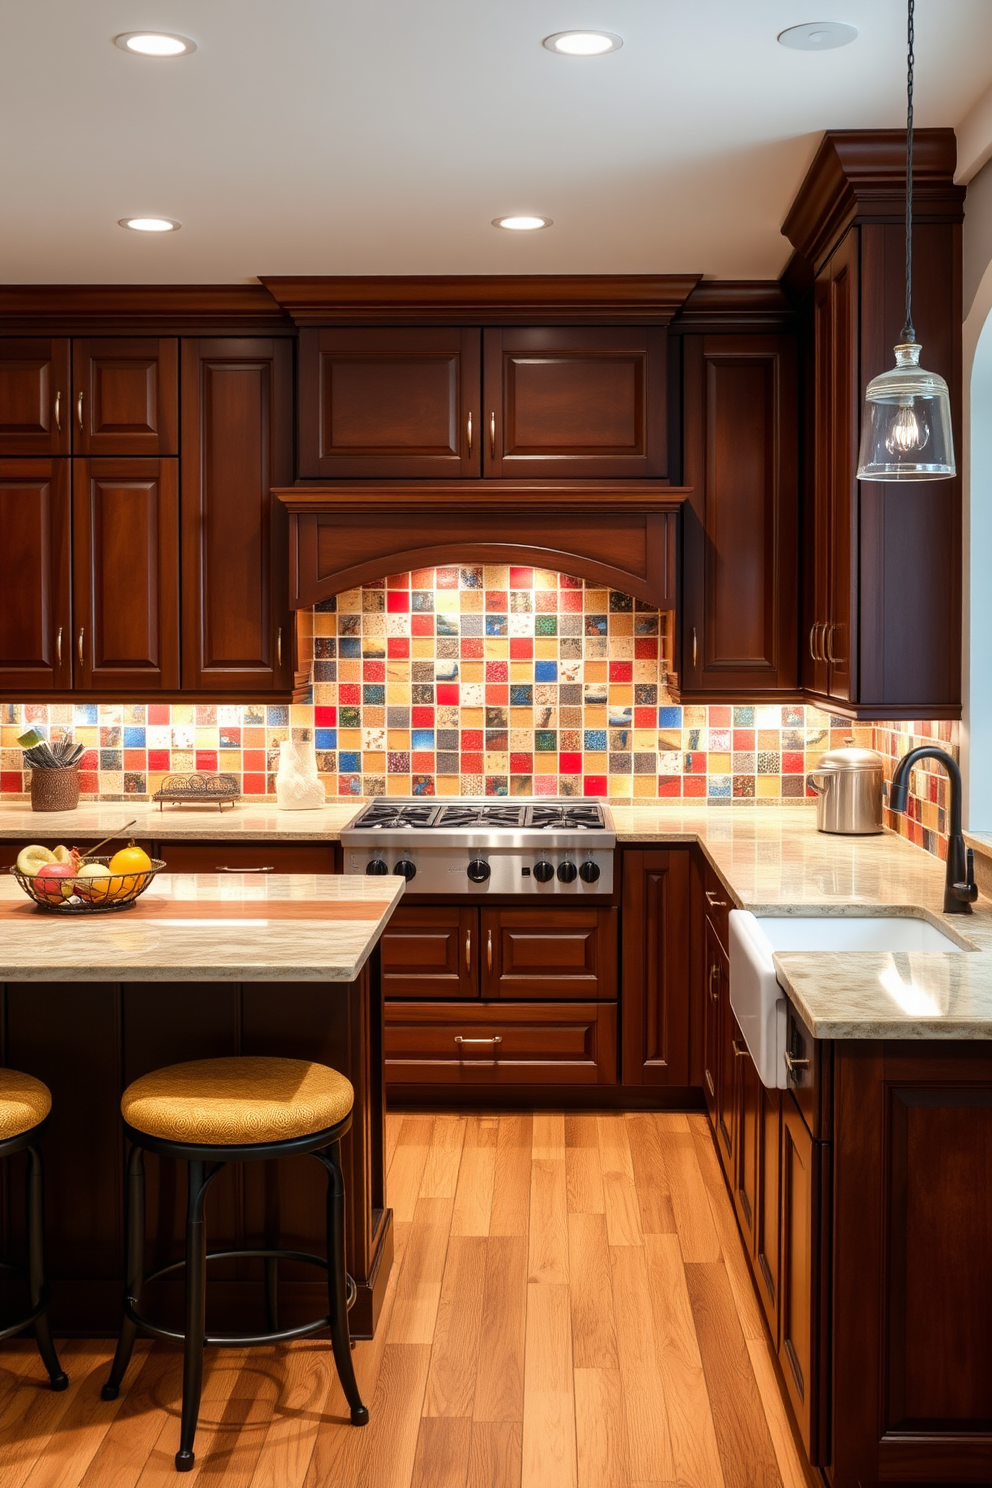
[384,1001,617,1085]
[381,906,477,999]
[155,841,338,875]
[482,906,617,1000]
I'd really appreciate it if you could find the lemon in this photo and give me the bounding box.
[16,844,55,877]
[75,863,112,903]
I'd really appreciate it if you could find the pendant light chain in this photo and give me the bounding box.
[903,0,915,342]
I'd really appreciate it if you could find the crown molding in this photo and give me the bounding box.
[0,284,290,335]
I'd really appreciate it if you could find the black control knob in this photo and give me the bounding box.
[579,860,601,884]
[557,860,578,883]
[366,859,388,876]
[394,860,417,881]
[467,859,491,883]
[533,860,555,884]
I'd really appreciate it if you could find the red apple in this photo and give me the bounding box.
[32,861,79,904]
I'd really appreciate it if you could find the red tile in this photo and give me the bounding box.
[685,752,706,773]
[410,567,434,588]
[461,730,483,751]
[339,684,361,704]
[363,661,385,681]
[486,661,508,681]
[412,707,435,727]
[709,706,732,726]
[510,567,533,589]
[437,683,460,705]
[78,772,98,794]
[148,749,170,771]
[460,754,483,773]
[634,638,658,659]
[634,708,655,728]
[436,567,459,588]
[80,749,99,771]
[486,685,509,705]
[460,639,484,658]
[485,591,507,611]
[387,573,410,589]
[560,574,582,589]
[683,775,706,797]
[535,591,557,612]
[147,704,171,725]
[411,753,435,772]
[559,591,582,612]
[123,749,145,771]
[387,637,410,658]
[583,775,608,797]
[243,750,266,770]
[733,730,755,750]
[658,777,681,797]
[315,705,337,726]
[386,591,410,612]
[243,773,266,795]
[559,752,582,772]
[510,753,533,771]
[782,752,804,774]
[412,614,434,636]
[196,751,218,771]
[509,638,533,659]
[0,772,22,792]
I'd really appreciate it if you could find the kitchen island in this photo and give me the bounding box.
[0,871,404,1339]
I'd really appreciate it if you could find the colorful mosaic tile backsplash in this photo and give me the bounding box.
[0,565,957,863]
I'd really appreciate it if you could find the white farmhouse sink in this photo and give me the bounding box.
[728,911,965,1088]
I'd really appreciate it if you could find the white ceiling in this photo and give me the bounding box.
[3,0,992,285]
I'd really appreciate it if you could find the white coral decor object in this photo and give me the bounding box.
[275,739,325,810]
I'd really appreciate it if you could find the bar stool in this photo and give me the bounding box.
[0,1071,67,1391]
[101,1055,368,1472]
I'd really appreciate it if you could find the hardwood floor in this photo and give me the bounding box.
[0,1112,811,1487]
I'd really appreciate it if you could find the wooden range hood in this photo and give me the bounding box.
[273,484,688,612]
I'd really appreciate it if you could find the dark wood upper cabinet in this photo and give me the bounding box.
[72,338,178,456]
[71,459,179,692]
[181,338,294,693]
[680,334,798,695]
[621,849,691,1086]
[0,460,71,692]
[484,327,668,479]
[298,327,481,478]
[0,340,71,456]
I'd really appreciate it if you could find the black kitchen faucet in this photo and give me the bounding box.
[888,747,978,914]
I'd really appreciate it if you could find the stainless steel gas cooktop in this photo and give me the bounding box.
[341,799,615,894]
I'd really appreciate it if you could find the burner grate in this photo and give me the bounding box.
[436,805,527,829]
[349,802,440,830]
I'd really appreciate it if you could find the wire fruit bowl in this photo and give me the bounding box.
[9,856,167,914]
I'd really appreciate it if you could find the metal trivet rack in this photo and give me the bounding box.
[152,774,241,812]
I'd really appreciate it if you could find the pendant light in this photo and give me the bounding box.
[857,0,955,481]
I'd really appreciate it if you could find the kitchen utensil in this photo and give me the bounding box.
[81,820,138,858]
[807,739,884,834]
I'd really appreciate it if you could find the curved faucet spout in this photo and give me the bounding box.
[888,747,976,914]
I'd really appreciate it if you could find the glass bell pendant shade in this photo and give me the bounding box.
[857,341,955,480]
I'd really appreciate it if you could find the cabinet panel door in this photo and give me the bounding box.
[755,1082,782,1340]
[73,338,178,455]
[485,327,667,479]
[825,232,858,703]
[621,849,691,1085]
[0,460,71,692]
[181,339,294,692]
[732,1018,760,1255]
[803,276,832,695]
[703,914,722,1126]
[298,328,481,478]
[715,935,735,1174]
[381,906,478,1000]
[0,339,71,456]
[779,1095,825,1460]
[481,906,617,1001]
[384,1000,617,1085]
[681,334,799,693]
[72,459,180,691]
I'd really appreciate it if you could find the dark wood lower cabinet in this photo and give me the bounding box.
[779,1092,826,1464]
[621,850,691,1084]
[384,1001,617,1086]
[380,905,478,1000]
[483,906,617,1000]
[154,840,339,875]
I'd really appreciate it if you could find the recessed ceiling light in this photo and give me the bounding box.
[492,216,553,231]
[777,21,858,51]
[118,217,182,233]
[114,32,196,57]
[543,31,622,55]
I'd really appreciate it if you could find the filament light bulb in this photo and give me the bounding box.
[885,401,929,455]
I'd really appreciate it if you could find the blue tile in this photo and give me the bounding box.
[535,661,557,682]
[411,729,435,750]
[535,731,557,752]
[315,729,337,749]
[708,776,732,798]
[123,727,146,748]
[339,751,361,772]
[659,706,683,728]
[363,685,385,704]
[584,730,607,750]
[339,638,362,658]
[485,615,508,636]
[266,706,289,726]
[510,685,533,707]
[73,704,98,725]
[733,705,755,726]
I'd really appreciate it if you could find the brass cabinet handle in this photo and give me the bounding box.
[825,624,838,665]
[77,390,84,431]
[487,928,493,974]
[465,928,471,973]
[705,1069,715,1097]
[216,865,275,872]
[732,1039,749,1059]
[467,411,473,454]
[455,1035,502,1045]
[705,889,728,909]
[77,627,84,666]
[54,391,61,433]
[56,627,62,665]
[489,410,496,459]
[809,623,819,662]
[692,627,698,668]
[708,963,719,1001]
[277,627,283,667]
[784,1050,811,1075]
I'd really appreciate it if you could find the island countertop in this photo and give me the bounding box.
[0,872,404,982]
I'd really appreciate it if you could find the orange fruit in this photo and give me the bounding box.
[108,844,152,875]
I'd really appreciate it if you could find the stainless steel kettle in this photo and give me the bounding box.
[807,738,884,835]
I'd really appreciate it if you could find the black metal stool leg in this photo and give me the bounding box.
[102,1144,145,1401]
[323,1142,368,1426]
[264,1256,279,1335]
[176,1160,209,1472]
[25,1145,67,1391]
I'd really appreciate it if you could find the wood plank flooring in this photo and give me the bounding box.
[0,1112,812,1488]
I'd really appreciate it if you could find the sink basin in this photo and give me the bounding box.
[728,911,965,1088]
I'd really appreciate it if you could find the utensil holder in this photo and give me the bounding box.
[30,766,81,813]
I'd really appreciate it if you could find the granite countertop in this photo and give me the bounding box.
[0,873,404,983]
[0,800,364,841]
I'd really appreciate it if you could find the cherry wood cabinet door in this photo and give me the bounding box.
[681,333,798,694]
[702,913,723,1126]
[480,906,617,1001]
[298,328,481,478]
[0,339,71,456]
[181,339,294,693]
[72,338,178,455]
[0,459,72,693]
[484,327,668,479]
[779,1094,825,1462]
[755,1081,782,1340]
[72,459,179,692]
[621,849,691,1085]
[732,1017,760,1255]
[381,906,479,1000]
[715,934,735,1174]
[824,233,857,703]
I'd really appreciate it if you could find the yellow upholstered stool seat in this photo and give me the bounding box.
[0,1071,51,1141]
[121,1057,354,1146]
